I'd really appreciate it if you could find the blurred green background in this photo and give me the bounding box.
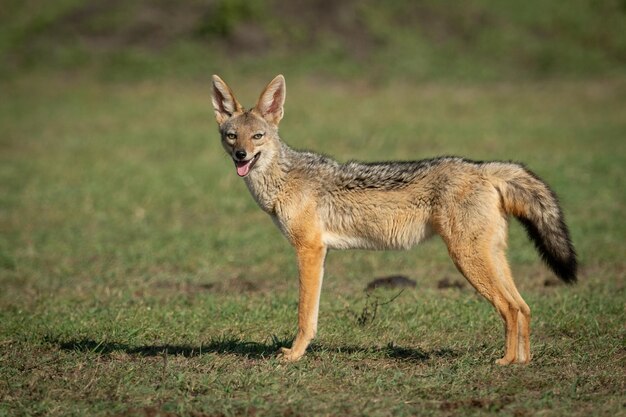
[1,0,625,81]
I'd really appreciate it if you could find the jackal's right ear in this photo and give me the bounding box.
[211,75,243,125]
[254,74,286,126]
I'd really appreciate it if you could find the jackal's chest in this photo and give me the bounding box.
[244,176,278,214]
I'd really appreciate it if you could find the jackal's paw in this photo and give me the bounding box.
[495,357,513,366]
[278,347,304,362]
[496,356,530,366]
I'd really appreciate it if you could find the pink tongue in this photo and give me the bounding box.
[236,160,252,177]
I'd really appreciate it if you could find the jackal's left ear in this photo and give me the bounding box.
[254,74,286,126]
[211,75,243,125]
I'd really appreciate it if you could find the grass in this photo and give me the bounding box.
[0,73,625,416]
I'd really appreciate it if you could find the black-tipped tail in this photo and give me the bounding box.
[492,162,578,284]
[518,217,578,283]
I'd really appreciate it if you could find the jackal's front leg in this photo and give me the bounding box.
[280,244,327,362]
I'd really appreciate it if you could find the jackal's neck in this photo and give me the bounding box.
[243,140,293,214]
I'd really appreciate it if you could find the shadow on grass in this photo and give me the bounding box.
[49,336,285,359]
[48,336,457,362]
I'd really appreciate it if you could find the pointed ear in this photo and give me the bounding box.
[211,75,243,125]
[254,74,286,126]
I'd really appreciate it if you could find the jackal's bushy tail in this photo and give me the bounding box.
[488,163,578,283]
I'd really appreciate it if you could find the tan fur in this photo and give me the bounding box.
[210,75,577,365]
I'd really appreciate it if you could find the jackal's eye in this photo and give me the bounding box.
[252,133,264,140]
[225,132,237,140]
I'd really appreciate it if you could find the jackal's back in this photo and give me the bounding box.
[287,150,466,192]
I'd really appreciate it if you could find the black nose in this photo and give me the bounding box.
[234,150,247,160]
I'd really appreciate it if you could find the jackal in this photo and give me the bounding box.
[210,74,577,365]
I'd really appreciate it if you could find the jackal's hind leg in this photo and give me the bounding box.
[494,249,531,364]
[445,235,528,365]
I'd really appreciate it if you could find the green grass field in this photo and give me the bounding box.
[0,1,625,415]
[1,73,624,416]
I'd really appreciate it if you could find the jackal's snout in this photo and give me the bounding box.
[234,149,247,161]
[233,151,260,177]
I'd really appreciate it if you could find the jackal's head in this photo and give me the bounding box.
[211,74,285,177]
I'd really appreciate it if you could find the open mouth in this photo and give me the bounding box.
[233,152,260,177]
